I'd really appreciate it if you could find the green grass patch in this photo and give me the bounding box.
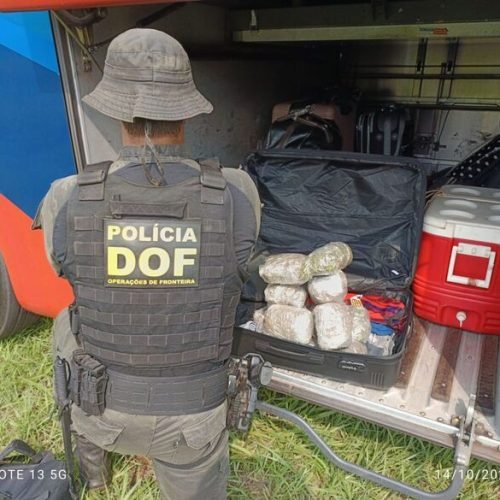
[1,320,499,499]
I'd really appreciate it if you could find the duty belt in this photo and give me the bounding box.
[104,367,228,415]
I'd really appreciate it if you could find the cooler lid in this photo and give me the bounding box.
[441,184,500,203]
[425,189,500,244]
[244,149,427,291]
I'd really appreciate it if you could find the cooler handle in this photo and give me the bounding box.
[447,243,496,289]
[255,340,325,365]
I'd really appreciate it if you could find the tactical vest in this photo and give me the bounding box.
[59,160,242,414]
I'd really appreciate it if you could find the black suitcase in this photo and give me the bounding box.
[356,106,413,156]
[232,150,426,390]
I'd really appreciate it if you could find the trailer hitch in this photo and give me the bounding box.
[230,355,475,499]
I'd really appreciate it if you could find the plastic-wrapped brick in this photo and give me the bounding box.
[367,333,395,357]
[253,307,266,333]
[259,253,311,285]
[308,271,347,304]
[263,304,314,345]
[343,341,368,355]
[313,302,353,350]
[265,285,307,308]
[351,306,371,343]
[306,242,353,276]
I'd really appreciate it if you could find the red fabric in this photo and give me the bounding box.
[345,293,406,330]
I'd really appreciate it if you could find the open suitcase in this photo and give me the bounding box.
[232,150,426,390]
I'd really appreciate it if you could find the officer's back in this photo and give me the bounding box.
[38,28,260,499]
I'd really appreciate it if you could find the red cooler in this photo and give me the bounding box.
[413,185,500,334]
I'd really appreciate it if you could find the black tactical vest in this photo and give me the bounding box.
[60,160,242,381]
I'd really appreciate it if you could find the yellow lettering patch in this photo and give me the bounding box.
[104,219,201,288]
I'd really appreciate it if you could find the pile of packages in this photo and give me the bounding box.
[247,242,400,357]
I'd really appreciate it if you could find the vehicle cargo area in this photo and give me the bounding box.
[54,0,500,466]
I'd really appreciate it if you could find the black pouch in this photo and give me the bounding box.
[68,304,80,340]
[70,350,108,416]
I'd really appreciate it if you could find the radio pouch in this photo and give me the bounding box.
[70,350,108,416]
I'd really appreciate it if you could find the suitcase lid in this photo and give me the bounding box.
[244,149,426,291]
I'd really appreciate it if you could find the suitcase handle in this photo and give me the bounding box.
[255,340,325,364]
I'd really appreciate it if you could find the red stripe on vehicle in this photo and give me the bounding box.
[0,194,73,317]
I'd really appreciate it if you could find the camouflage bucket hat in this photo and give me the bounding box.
[83,28,213,122]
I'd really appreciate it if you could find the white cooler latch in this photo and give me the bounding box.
[447,243,496,289]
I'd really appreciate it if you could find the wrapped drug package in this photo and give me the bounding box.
[263,304,314,345]
[351,306,371,343]
[343,341,369,355]
[308,272,347,304]
[306,242,353,276]
[259,253,311,285]
[253,307,266,333]
[314,302,353,350]
[265,284,307,308]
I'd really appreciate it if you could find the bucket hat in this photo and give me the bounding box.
[83,28,213,122]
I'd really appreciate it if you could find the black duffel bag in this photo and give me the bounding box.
[0,440,71,500]
[264,105,342,150]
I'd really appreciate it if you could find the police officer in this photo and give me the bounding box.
[37,28,260,499]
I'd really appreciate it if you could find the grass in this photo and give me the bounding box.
[1,319,499,499]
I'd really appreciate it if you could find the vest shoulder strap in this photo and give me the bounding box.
[199,158,226,205]
[77,161,112,201]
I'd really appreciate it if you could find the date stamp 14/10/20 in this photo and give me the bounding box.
[435,468,500,481]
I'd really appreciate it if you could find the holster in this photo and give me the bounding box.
[68,304,81,344]
[70,350,108,416]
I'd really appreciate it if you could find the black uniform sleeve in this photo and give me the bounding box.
[223,169,261,276]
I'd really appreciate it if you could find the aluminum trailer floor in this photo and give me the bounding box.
[268,319,500,465]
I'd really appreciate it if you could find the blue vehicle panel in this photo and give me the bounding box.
[0,11,75,217]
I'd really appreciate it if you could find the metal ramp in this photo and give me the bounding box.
[267,319,500,465]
